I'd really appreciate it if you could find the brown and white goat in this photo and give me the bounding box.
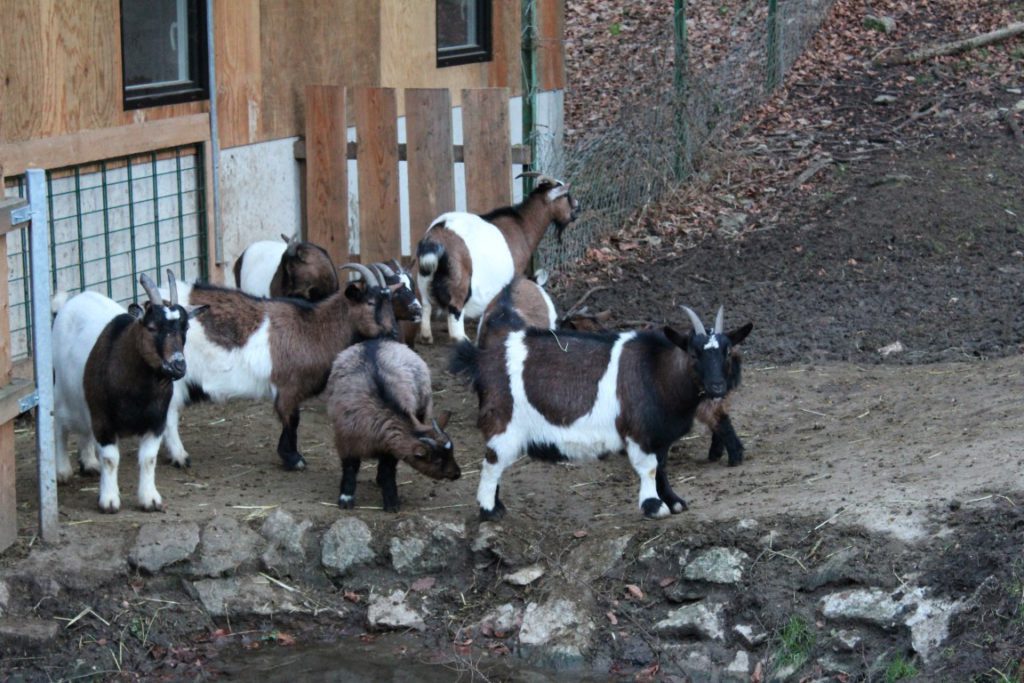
[415,175,579,344]
[162,263,398,471]
[52,272,206,513]
[234,233,339,301]
[327,338,460,511]
[476,275,614,344]
[451,303,752,520]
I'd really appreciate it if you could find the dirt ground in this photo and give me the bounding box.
[4,122,1023,680]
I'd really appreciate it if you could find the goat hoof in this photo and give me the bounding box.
[282,454,307,471]
[670,499,688,514]
[727,452,744,467]
[383,502,400,513]
[172,456,191,469]
[641,498,670,519]
[479,503,506,522]
[79,463,100,477]
[337,495,354,509]
[98,499,120,514]
[140,500,165,512]
[708,449,724,462]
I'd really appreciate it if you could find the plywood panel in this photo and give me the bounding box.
[354,87,400,264]
[305,86,348,266]
[462,88,511,213]
[405,89,455,249]
[0,167,15,553]
[215,0,263,148]
[0,2,46,140]
[488,0,518,91]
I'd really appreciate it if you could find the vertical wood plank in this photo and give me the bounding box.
[538,0,566,91]
[215,0,263,149]
[354,87,400,265]
[0,167,16,553]
[305,85,348,265]
[405,89,455,251]
[462,88,512,214]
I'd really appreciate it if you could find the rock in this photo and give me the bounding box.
[759,530,780,548]
[193,515,259,577]
[519,598,594,667]
[736,518,759,531]
[389,518,465,575]
[873,94,898,105]
[192,576,315,617]
[831,628,862,652]
[819,586,960,662]
[654,602,725,641]
[877,340,904,356]
[477,603,522,637]
[725,650,751,679]
[718,212,748,234]
[801,547,862,591]
[1014,99,1024,113]
[129,522,200,574]
[367,590,426,631]
[0,617,59,652]
[260,508,314,576]
[504,564,545,586]
[684,547,749,584]
[564,534,631,583]
[321,517,375,577]
[0,580,9,616]
[734,623,768,647]
[665,582,708,604]
[864,15,896,33]
[13,534,126,593]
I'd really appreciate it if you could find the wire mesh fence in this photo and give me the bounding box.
[530,0,839,269]
[3,145,208,361]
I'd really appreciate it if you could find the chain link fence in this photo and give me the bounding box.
[530,0,838,268]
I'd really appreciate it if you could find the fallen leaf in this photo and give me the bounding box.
[343,591,361,603]
[411,576,436,592]
[275,632,296,646]
[625,584,644,600]
[658,577,677,588]
[573,529,589,538]
[606,611,618,625]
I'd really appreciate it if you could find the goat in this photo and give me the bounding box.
[326,338,460,511]
[415,175,579,344]
[476,275,614,344]
[233,233,339,301]
[52,272,205,513]
[161,263,398,472]
[451,304,752,520]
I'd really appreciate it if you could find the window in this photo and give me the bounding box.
[436,0,492,67]
[120,0,207,109]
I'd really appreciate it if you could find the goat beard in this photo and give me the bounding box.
[696,396,732,430]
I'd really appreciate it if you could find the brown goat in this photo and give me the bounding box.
[415,176,579,344]
[234,234,339,301]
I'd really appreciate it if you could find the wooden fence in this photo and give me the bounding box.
[295,87,530,264]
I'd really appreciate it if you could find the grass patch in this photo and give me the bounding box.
[773,615,816,670]
[884,654,918,682]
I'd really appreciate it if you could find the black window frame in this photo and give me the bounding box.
[436,0,493,68]
[120,0,209,110]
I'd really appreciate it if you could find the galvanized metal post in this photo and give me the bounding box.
[26,169,58,540]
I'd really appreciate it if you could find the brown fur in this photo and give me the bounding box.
[480,276,553,333]
[487,180,577,273]
[522,332,610,425]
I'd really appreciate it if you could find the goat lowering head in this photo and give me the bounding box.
[274,233,339,301]
[406,412,459,480]
[372,260,422,323]
[664,306,752,400]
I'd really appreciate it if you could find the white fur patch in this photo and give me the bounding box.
[488,330,637,462]
[704,335,720,350]
[433,213,516,319]
[164,306,180,320]
[237,240,288,297]
[182,316,276,401]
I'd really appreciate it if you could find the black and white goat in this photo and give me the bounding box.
[162,263,398,471]
[452,304,752,520]
[415,175,579,344]
[233,233,339,301]
[52,272,205,512]
[326,338,460,512]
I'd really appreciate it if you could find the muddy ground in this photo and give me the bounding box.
[1,123,1022,681]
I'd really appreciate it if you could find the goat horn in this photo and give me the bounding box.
[338,263,379,288]
[432,417,450,441]
[389,258,404,274]
[546,184,571,201]
[369,263,389,287]
[139,273,163,307]
[373,261,396,279]
[515,171,544,179]
[713,306,724,334]
[165,269,179,306]
[680,306,706,337]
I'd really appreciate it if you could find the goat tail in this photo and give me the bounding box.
[416,239,445,277]
[448,340,480,384]
[50,291,71,315]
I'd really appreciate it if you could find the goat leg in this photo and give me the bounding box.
[709,415,744,466]
[655,449,687,514]
[376,454,400,512]
[275,403,307,471]
[338,457,361,509]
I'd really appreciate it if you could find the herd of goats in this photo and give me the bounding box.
[50,174,753,521]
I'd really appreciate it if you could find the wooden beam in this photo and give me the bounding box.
[305,85,348,266]
[0,198,29,237]
[0,114,210,176]
[292,140,532,166]
[0,379,35,426]
[405,89,456,250]
[462,88,512,213]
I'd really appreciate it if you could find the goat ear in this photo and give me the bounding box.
[127,303,145,320]
[188,304,210,320]
[663,326,689,350]
[344,282,366,302]
[727,322,753,346]
[435,410,452,431]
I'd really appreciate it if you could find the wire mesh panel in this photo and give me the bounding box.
[3,145,207,360]
[534,0,839,269]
